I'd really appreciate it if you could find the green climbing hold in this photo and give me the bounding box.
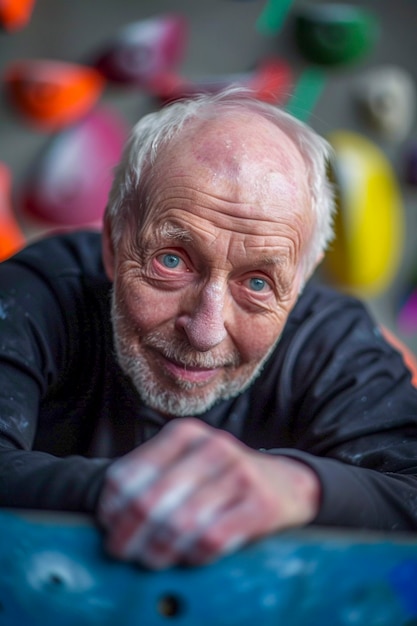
[294,3,379,66]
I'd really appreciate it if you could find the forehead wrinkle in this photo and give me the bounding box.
[180,203,299,237]
[152,201,275,240]
[145,151,310,229]
[151,178,254,214]
[150,211,305,258]
[148,162,306,223]
[149,214,286,265]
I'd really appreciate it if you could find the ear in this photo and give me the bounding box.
[102,215,115,282]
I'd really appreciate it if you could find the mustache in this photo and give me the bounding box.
[142,332,241,369]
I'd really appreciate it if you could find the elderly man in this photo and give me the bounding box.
[0,88,416,569]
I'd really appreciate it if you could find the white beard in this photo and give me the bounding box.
[110,289,274,416]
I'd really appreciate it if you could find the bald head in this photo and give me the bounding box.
[106,88,335,279]
[149,110,310,224]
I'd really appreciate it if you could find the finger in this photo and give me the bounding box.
[98,418,212,523]
[98,461,158,526]
[181,497,265,566]
[181,454,320,565]
[105,479,195,560]
[127,460,246,568]
[105,432,240,561]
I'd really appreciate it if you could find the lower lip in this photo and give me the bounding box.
[161,356,221,383]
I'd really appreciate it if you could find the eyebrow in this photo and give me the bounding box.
[154,221,286,269]
[256,256,285,267]
[156,221,193,242]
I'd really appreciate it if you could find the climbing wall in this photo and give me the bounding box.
[0,510,416,625]
[1,0,416,361]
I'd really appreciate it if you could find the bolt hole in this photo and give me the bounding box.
[157,594,183,618]
[48,573,64,587]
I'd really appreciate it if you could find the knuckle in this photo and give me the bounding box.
[198,429,240,465]
[211,428,238,453]
[198,527,225,555]
[105,462,123,486]
[165,417,205,437]
[255,490,278,518]
[230,456,256,487]
[127,495,149,522]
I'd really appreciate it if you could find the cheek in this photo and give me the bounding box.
[231,314,285,363]
[116,282,182,334]
[230,287,300,363]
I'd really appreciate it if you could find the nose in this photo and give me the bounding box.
[175,282,228,352]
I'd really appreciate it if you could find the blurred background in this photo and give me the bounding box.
[1,0,417,361]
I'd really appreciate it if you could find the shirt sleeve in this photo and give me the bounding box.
[268,291,417,531]
[0,237,111,512]
[0,436,110,512]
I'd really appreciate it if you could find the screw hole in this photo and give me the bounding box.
[48,573,64,587]
[157,594,183,618]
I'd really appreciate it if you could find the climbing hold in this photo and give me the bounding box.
[0,163,26,261]
[0,0,35,32]
[19,108,127,226]
[294,3,378,66]
[354,65,416,141]
[4,59,105,130]
[90,14,187,87]
[323,131,404,296]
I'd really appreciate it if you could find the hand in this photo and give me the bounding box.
[97,418,320,569]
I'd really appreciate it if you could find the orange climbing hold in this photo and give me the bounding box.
[0,0,35,32]
[4,60,105,130]
[0,164,26,262]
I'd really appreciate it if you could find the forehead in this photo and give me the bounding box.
[159,110,305,176]
[131,110,314,276]
[147,110,309,217]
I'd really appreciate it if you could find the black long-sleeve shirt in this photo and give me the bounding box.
[1,231,417,531]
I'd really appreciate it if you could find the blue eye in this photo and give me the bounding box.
[162,254,180,269]
[249,277,267,292]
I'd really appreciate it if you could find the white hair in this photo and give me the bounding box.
[105,86,336,280]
